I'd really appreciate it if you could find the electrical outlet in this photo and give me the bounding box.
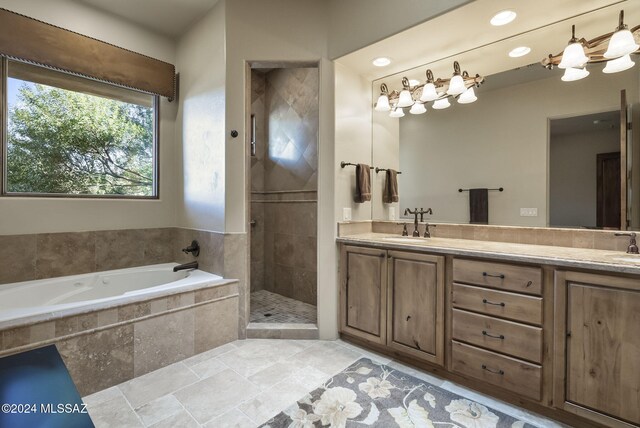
[520,208,538,217]
[343,207,352,221]
[389,207,396,220]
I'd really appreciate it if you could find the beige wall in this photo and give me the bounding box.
[327,0,471,59]
[334,62,373,222]
[389,69,639,227]
[175,1,227,232]
[0,0,178,235]
[224,0,337,338]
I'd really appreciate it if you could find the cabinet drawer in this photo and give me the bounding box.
[451,341,541,401]
[452,309,543,363]
[453,258,541,296]
[452,283,542,325]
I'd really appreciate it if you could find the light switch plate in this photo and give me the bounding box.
[343,207,352,221]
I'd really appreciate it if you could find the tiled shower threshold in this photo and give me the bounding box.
[250,290,317,324]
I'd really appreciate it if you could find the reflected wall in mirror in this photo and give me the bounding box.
[370,3,640,230]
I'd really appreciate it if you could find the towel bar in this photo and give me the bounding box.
[459,187,503,192]
[340,161,373,169]
[375,167,402,174]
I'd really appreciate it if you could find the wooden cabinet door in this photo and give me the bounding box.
[555,271,640,427]
[340,245,387,344]
[387,251,444,365]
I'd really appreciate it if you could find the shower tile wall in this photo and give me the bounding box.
[250,68,318,306]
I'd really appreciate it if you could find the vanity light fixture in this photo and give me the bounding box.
[372,57,391,67]
[432,97,451,109]
[374,83,391,111]
[373,62,484,118]
[603,54,635,73]
[446,62,466,96]
[490,10,516,26]
[389,107,405,118]
[458,86,478,104]
[419,70,439,102]
[409,102,427,115]
[543,10,639,81]
[604,11,639,58]
[558,25,589,69]
[509,46,531,58]
[561,66,590,82]
[396,77,415,108]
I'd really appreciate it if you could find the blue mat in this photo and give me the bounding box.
[0,345,94,428]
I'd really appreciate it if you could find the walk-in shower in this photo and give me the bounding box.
[248,64,319,329]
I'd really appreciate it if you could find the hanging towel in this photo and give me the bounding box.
[354,163,371,203]
[383,169,399,203]
[469,188,489,224]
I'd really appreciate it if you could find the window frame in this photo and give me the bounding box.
[0,57,160,200]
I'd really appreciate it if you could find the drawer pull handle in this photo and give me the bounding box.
[483,272,505,279]
[482,364,504,375]
[525,280,533,287]
[482,330,505,340]
[482,298,505,307]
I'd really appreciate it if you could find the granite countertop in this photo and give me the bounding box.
[337,233,640,276]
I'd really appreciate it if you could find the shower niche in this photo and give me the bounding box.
[248,64,319,328]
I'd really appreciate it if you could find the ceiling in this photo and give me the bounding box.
[74,0,220,38]
[336,0,638,83]
[550,109,620,136]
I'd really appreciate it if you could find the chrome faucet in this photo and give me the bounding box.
[615,232,639,254]
[404,208,420,237]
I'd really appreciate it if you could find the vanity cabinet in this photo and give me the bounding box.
[340,245,445,365]
[451,258,544,401]
[386,251,444,365]
[554,271,640,427]
[340,245,387,344]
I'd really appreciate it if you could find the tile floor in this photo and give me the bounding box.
[83,339,564,428]
[249,290,317,324]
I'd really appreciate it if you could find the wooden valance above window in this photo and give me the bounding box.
[0,8,176,100]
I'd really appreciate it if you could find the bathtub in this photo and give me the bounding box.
[0,263,224,329]
[0,263,239,395]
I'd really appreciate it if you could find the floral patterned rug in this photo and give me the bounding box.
[259,358,539,428]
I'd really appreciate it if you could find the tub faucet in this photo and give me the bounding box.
[173,261,198,272]
[182,240,200,257]
[418,208,433,222]
[614,232,639,254]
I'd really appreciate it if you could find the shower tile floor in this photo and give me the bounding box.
[250,290,317,324]
[83,339,564,428]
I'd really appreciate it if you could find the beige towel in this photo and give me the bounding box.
[383,169,399,203]
[354,163,371,203]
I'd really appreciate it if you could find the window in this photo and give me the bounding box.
[3,59,158,198]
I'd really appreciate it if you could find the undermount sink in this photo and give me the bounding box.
[380,237,427,244]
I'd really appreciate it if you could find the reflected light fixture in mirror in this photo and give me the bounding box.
[446,62,466,95]
[409,102,427,115]
[509,46,531,58]
[543,10,639,81]
[420,70,439,102]
[397,77,415,108]
[432,97,451,109]
[490,10,516,26]
[458,87,477,104]
[390,107,405,118]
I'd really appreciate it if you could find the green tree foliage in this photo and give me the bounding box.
[7,83,154,195]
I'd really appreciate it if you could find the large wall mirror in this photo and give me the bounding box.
[369,1,640,230]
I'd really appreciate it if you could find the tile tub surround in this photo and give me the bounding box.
[0,281,239,396]
[83,339,561,428]
[338,220,635,252]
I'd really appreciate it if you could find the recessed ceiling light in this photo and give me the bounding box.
[409,79,421,87]
[490,10,517,26]
[509,46,531,58]
[372,57,391,67]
